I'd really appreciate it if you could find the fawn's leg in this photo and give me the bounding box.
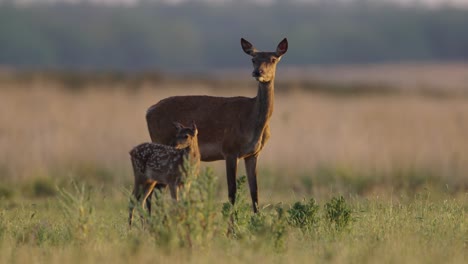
[145,183,167,216]
[245,155,259,213]
[142,181,157,210]
[145,189,153,216]
[128,184,142,226]
[169,184,178,201]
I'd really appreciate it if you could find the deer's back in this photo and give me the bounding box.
[146,95,255,161]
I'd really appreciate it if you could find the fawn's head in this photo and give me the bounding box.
[173,121,198,149]
[241,38,288,83]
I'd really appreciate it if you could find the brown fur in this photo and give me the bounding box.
[128,122,200,226]
[146,38,288,212]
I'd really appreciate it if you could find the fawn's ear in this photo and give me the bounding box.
[173,122,184,131]
[241,38,257,56]
[276,38,288,57]
[191,121,198,135]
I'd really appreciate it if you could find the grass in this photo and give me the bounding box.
[0,173,466,264]
[0,71,467,263]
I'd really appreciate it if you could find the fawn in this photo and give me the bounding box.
[128,121,200,226]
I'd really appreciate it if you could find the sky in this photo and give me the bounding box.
[6,0,468,6]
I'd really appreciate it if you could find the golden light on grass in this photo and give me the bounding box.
[0,76,467,197]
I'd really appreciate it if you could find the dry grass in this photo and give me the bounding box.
[0,74,467,199]
[269,92,468,172]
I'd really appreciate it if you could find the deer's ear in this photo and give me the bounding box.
[276,38,288,57]
[173,122,184,131]
[241,38,257,56]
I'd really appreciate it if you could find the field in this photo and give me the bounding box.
[0,66,467,263]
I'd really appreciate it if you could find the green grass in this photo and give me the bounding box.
[0,169,466,264]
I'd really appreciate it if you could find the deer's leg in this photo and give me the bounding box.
[244,155,259,213]
[226,156,238,205]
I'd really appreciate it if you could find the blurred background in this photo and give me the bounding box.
[1,0,468,71]
[0,0,467,201]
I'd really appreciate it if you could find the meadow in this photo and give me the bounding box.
[0,67,467,263]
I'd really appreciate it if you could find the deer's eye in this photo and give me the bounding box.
[270,57,277,63]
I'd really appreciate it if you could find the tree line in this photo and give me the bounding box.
[0,1,467,71]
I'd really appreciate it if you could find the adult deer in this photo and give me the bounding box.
[146,38,288,212]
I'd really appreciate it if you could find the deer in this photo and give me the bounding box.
[146,38,288,213]
[128,121,200,226]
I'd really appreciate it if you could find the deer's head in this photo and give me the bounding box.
[241,38,288,83]
[173,121,198,149]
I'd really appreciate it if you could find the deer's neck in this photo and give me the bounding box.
[250,79,274,145]
[255,80,274,123]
